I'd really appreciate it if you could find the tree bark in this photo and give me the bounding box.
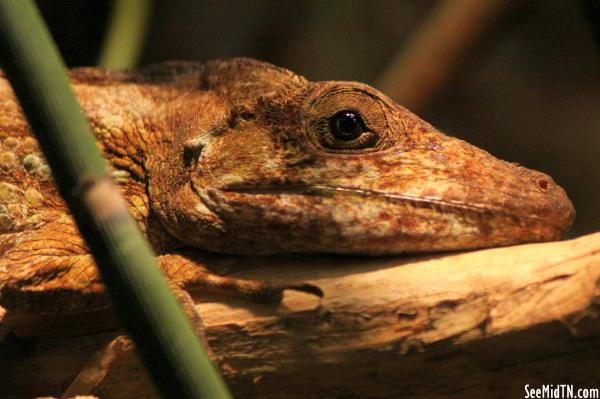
[2,232,600,398]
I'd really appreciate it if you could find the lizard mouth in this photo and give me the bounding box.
[223,184,485,212]
[220,183,569,230]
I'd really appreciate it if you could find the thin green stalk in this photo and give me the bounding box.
[0,1,231,398]
[98,0,152,68]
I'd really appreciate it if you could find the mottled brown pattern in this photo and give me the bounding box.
[0,58,574,317]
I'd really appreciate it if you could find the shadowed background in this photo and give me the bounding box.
[37,0,599,237]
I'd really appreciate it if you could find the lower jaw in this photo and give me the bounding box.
[210,189,565,254]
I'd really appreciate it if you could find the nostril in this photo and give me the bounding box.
[537,178,549,191]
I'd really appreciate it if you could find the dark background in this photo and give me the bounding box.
[38,0,599,237]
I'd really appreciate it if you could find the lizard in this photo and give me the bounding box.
[0,57,575,328]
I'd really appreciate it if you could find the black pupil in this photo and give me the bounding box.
[331,110,363,140]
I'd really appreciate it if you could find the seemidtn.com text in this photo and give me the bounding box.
[524,385,599,399]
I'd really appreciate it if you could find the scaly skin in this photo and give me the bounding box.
[0,58,574,318]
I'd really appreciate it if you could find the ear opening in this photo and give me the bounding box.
[183,138,204,167]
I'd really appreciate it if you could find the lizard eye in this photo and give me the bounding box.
[305,84,394,153]
[330,111,364,141]
[316,109,376,150]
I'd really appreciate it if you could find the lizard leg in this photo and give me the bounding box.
[159,252,324,303]
[0,216,108,316]
[1,217,322,318]
[0,218,216,356]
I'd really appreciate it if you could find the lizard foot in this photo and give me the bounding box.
[159,252,324,303]
[181,273,323,303]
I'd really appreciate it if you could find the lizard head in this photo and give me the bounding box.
[153,59,575,255]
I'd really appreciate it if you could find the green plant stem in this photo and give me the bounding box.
[98,0,152,69]
[0,1,231,398]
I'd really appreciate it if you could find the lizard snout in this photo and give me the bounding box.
[529,170,575,234]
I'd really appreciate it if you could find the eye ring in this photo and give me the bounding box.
[329,110,364,141]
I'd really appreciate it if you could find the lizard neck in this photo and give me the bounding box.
[69,63,210,182]
[70,73,188,253]
[73,82,169,181]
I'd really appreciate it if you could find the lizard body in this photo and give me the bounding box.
[0,58,574,318]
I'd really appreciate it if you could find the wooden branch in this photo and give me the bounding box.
[2,232,600,399]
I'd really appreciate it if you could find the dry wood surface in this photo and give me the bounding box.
[2,232,600,398]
